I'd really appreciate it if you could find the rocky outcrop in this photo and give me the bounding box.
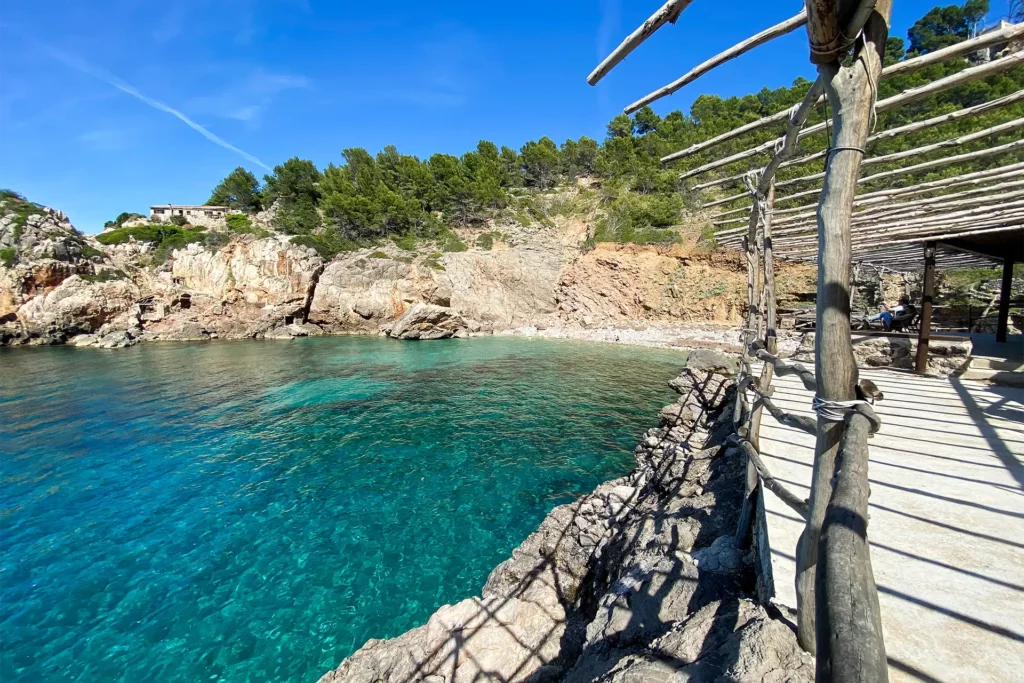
[167,237,322,307]
[309,253,450,332]
[385,303,468,340]
[317,353,812,683]
[6,275,139,345]
[444,246,564,328]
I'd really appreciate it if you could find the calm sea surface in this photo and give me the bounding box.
[0,336,684,682]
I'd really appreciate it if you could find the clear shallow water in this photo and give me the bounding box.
[0,336,685,683]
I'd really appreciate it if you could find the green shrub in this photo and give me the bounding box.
[369,250,390,259]
[0,247,16,267]
[203,231,229,248]
[0,191,45,242]
[226,213,251,230]
[95,225,205,256]
[391,232,417,251]
[81,244,104,259]
[169,214,188,226]
[438,230,467,252]
[476,232,494,250]
[593,193,683,245]
[224,213,268,238]
[290,232,359,259]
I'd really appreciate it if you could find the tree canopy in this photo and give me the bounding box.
[207,167,262,212]
[908,0,989,54]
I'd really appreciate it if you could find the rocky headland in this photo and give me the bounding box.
[317,351,813,683]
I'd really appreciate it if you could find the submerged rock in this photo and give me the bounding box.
[386,303,468,340]
[263,322,325,340]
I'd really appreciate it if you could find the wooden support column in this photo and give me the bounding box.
[997,257,1014,343]
[916,242,937,372]
[796,0,891,659]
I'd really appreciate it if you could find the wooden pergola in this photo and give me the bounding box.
[590,3,1022,680]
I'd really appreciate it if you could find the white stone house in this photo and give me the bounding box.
[150,205,235,229]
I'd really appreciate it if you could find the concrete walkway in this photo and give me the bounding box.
[756,367,1024,682]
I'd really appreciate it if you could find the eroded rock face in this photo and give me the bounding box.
[169,237,322,307]
[386,303,467,340]
[317,356,812,683]
[11,275,138,344]
[308,254,450,332]
[444,246,563,329]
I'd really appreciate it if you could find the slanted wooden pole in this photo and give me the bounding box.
[996,257,1015,343]
[915,242,937,373]
[795,0,891,660]
[587,0,695,85]
[626,11,808,113]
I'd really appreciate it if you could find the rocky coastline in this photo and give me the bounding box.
[317,350,812,683]
[1,195,820,351]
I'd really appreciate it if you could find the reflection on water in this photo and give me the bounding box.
[0,336,684,683]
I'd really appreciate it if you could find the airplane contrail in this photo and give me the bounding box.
[45,46,272,171]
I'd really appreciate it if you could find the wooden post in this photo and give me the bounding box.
[997,257,1014,343]
[735,189,763,544]
[916,242,937,372]
[795,0,891,656]
[816,407,887,682]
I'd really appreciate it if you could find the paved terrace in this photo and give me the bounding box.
[756,366,1024,682]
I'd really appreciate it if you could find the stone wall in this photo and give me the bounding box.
[317,351,812,683]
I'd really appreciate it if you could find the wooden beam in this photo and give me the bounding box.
[626,11,808,113]
[775,117,1024,189]
[689,90,1024,188]
[783,137,1024,191]
[766,161,1024,210]
[997,257,1015,343]
[663,35,1024,165]
[587,0,695,85]
[882,20,1024,78]
[916,242,937,373]
[734,438,810,518]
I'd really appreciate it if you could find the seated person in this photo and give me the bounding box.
[869,295,915,331]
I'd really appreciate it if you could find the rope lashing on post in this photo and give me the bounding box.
[813,397,883,434]
[827,146,867,156]
[812,395,869,421]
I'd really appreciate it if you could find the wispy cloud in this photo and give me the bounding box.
[187,69,311,126]
[44,46,271,170]
[596,0,622,60]
[595,0,622,110]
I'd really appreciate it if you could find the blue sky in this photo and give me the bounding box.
[0,0,1012,233]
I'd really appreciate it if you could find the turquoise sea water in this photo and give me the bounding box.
[0,336,685,683]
